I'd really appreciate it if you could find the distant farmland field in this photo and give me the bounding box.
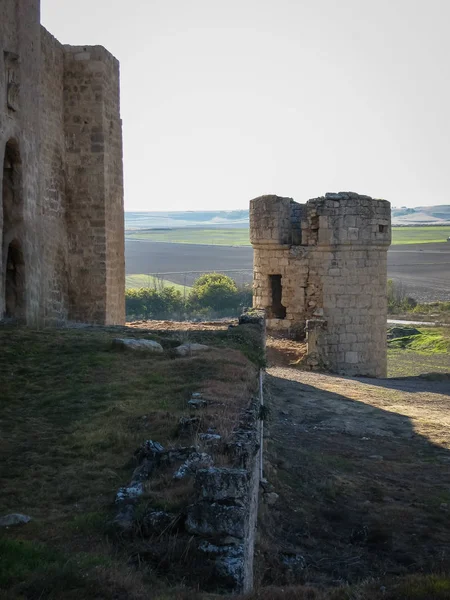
[125,274,191,291]
[392,225,450,245]
[126,228,250,246]
[125,226,450,246]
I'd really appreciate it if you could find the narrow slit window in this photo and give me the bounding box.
[269,274,286,319]
[379,224,387,233]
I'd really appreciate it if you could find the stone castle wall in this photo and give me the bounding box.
[0,0,125,326]
[250,192,391,377]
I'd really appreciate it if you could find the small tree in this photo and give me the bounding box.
[188,273,239,315]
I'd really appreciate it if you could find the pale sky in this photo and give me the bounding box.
[41,0,450,211]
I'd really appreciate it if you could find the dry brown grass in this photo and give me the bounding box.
[0,324,258,598]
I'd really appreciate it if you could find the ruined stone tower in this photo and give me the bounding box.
[0,0,125,326]
[250,192,391,377]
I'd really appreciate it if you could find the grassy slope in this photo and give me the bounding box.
[387,327,450,377]
[126,274,191,291]
[126,225,450,246]
[0,326,259,599]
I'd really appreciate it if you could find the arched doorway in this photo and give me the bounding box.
[2,139,24,320]
[5,240,25,318]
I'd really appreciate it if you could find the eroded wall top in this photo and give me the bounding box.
[250,192,391,249]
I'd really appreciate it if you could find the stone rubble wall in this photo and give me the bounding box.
[250,192,391,377]
[183,312,265,593]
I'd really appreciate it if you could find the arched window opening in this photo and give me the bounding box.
[2,139,25,320]
[5,241,25,318]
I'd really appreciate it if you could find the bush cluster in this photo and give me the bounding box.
[125,273,252,320]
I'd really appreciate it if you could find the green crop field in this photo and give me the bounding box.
[126,228,251,246]
[125,274,191,291]
[126,226,450,246]
[391,225,450,245]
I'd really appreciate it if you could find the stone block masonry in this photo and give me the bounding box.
[0,0,125,326]
[250,192,391,377]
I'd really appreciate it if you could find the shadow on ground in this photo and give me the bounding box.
[257,367,450,588]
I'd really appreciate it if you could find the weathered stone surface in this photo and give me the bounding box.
[195,468,249,502]
[113,504,135,533]
[250,192,391,377]
[173,452,214,480]
[142,510,177,535]
[112,338,164,353]
[186,502,246,539]
[199,433,222,444]
[264,492,279,506]
[0,5,124,326]
[178,416,201,435]
[0,513,32,527]
[115,482,144,503]
[188,398,208,409]
[175,343,210,356]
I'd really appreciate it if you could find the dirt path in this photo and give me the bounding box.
[258,364,450,587]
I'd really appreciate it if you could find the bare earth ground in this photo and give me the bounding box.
[257,354,450,592]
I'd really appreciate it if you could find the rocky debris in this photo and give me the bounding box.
[186,502,246,539]
[133,440,165,463]
[141,510,179,535]
[178,416,201,435]
[173,452,214,480]
[260,478,274,493]
[199,541,245,591]
[238,310,265,326]
[195,468,249,503]
[263,492,279,506]
[113,504,135,533]
[387,326,421,340]
[0,513,32,527]
[115,482,144,503]
[112,338,164,353]
[188,395,207,409]
[175,343,209,356]
[227,427,260,470]
[325,191,373,200]
[199,433,222,444]
[281,553,306,569]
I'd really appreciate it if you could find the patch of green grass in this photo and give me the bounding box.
[391,225,450,245]
[393,574,450,599]
[126,274,191,292]
[387,327,450,376]
[388,328,450,354]
[126,228,251,246]
[0,538,110,590]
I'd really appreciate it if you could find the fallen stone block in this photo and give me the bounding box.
[173,452,213,480]
[0,513,32,527]
[112,338,164,353]
[175,343,209,356]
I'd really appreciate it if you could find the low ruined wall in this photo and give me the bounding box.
[186,397,262,593]
[113,312,266,594]
[177,312,266,593]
